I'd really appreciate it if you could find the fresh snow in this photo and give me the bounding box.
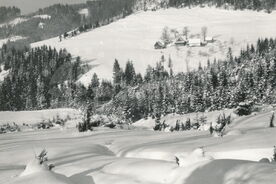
[134,109,236,129]
[32,7,276,85]
[0,108,276,184]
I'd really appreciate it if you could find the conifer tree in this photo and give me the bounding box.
[269,112,275,128]
[124,61,136,86]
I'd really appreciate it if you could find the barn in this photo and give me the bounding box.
[175,36,187,45]
[206,36,214,43]
[154,41,166,49]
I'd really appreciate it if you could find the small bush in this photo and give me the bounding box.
[77,121,93,132]
[185,118,191,130]
[0,123,21,134]
[235,101,253,116]
[211,113,231,136]
[105,122,116,129]
[259,158,270,163]
[36,149,55,170]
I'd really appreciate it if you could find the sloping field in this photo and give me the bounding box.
[32,7,276,85]
[0,108,276,184]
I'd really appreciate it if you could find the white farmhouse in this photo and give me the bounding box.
[206,36,214,43]
[188,39,201,47]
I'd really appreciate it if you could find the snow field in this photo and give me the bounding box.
[0,107,276,184]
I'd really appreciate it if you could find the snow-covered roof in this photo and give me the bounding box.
[188,39,201,44]
[176,36,186,41]
[206,36,213,41]
[155,40,165,46]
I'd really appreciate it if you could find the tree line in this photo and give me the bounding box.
[106,38,276,122]
[0,6,21,24]
[0,44,85,110]
[168,0,276,12]
[1,37,276,123]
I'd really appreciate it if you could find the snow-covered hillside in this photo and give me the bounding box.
[1,107,276,184]
[0,17,28,28]
[32,7,276,85]
[0,36,26,48]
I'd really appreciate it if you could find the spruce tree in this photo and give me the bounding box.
[124,61,136,86]
[91,73,100,88]
[113,59,122,85]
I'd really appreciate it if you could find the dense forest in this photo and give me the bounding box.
[0,4,83,42]
[0,45,87,110]
[168,0,276,12]
[0,6,21,24]
[102,37,276,122]
[87,0,138,25]
[1,38,276,124]
[0,0,141,44]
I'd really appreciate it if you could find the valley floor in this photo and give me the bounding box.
[0,109,276,184]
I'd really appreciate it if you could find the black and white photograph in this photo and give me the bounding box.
[0,0,276,183]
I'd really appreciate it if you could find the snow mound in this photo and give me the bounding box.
[176,148,213,167]
[20,158,50,177]
[182,159,276,184]
[11,170,75,184]
[133,117,155,129]
[96,158,177,184]
[9,151,76,184]
[225,129,244,136]
[223,163,276,184]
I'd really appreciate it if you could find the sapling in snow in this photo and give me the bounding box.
[20,149,55,177]
[269,112,275,128]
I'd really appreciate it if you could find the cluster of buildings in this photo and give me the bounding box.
[154,36,214,49]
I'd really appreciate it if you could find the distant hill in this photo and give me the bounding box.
[0,0,87,14]
[0,6,21,24]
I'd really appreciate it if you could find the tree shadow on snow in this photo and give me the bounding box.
[184,159,254,184]
[69,163,111,184]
